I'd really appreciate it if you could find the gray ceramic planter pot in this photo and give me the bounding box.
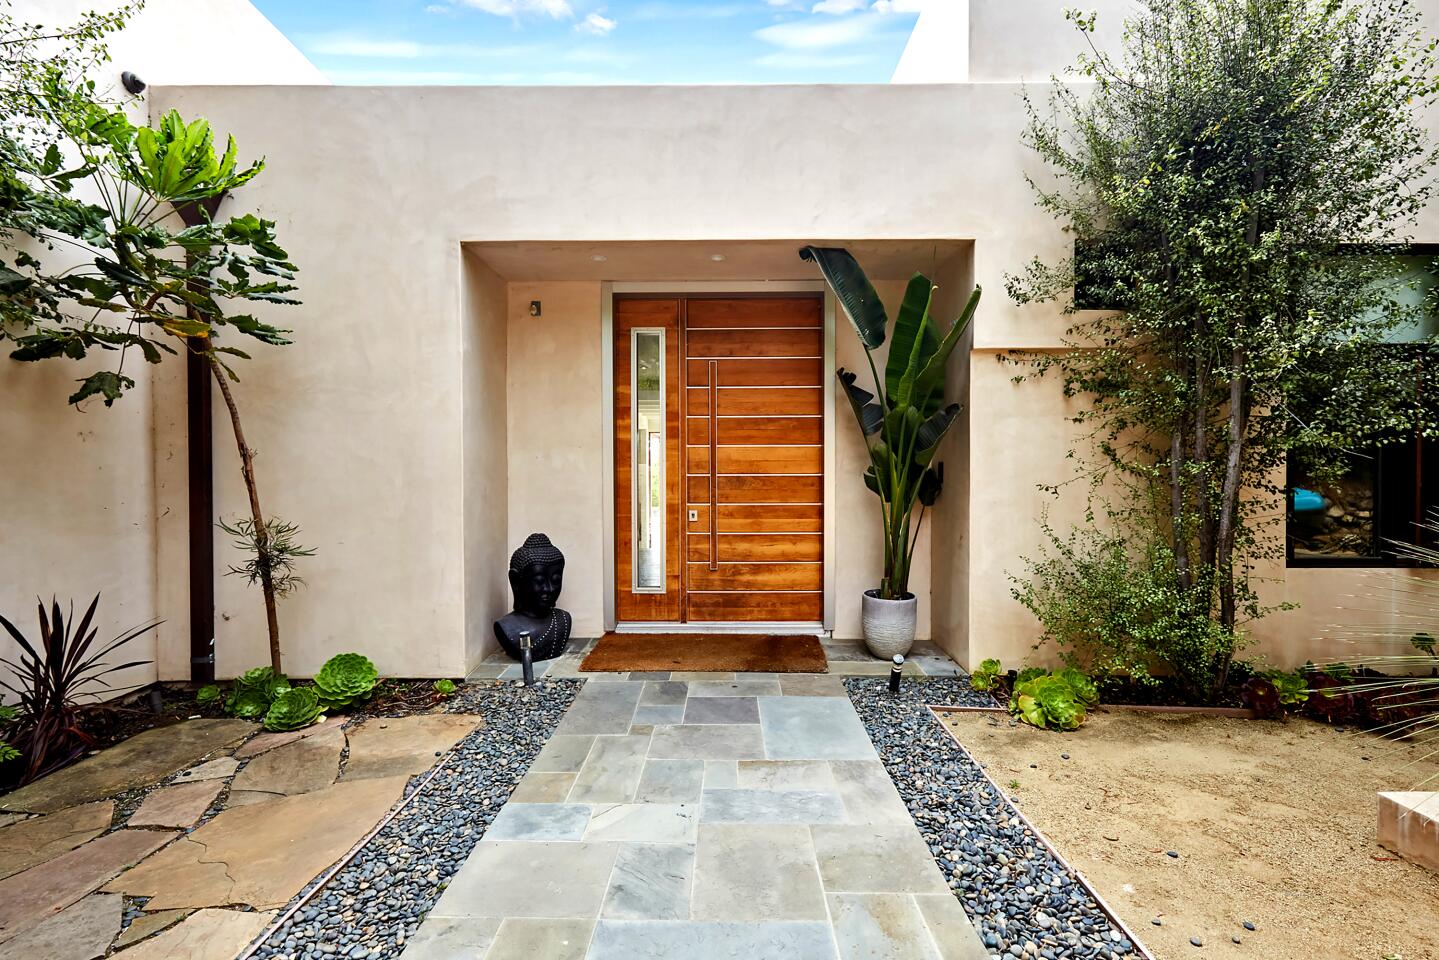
[860,590,917,659]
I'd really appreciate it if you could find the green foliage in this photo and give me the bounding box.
[0,595,155,784]
[195,684,221,706]
[969,659,1003,693]
[1011,518,1244,701]
[220,665,291,719]
[0,705,17,764]
[263,687,322,732]
[1009,670,1093,731]
[313,653,379,711]
[1008,0,1439,693]
[801,247,979,599]
[1262,670,1309,707]
[433,679,457,698]
[218,517,314,600]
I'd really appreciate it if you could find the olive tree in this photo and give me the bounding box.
[1010,0,1439,697]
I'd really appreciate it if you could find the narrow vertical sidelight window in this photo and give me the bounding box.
[632,328,665,592]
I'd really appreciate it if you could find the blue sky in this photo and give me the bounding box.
[250,0,923,85]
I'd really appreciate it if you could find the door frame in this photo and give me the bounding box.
[601,280,837,634]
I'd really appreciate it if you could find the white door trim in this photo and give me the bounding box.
[600,279,837,633]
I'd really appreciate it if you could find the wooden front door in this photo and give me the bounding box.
[614,295,824,624]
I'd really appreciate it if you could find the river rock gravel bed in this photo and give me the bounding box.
[844,677,1142,960]
[246,678,583,960]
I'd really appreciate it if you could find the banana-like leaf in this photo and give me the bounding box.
[918,464,945,507]
[800,246,885,349]
[913,286,982,410]
[886,273,937,406]
[838,369,882,436]
[915,402,961,462]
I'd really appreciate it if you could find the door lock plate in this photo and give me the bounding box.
[688,509,699,522]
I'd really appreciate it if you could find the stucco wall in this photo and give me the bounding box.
[84,71,1439,677]
[462,251,510,671]
[505,282,608,641]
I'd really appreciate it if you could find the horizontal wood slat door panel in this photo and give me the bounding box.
[686,417,823,446]
[687,504,824,534]
[680,296,826,622]
[686,446,823,475]
[686,592,823,621]
[686,475,823,504]
[687,358,823,387]
[686,534,823,563]
[685,297,823,329]
[686,328,822,359]
[687,562,823,591]
[614,297,682,623]
[685,387,823,417]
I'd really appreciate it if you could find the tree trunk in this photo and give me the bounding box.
[1215,347,1246,632]
[1169,428,1190,590]
[208,354,282,674]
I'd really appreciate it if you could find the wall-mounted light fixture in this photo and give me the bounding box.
[121,71,146,95]
[529,301,542,318]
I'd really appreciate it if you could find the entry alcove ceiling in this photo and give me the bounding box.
[464,239,972,283]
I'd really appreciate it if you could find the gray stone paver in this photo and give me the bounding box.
[408,662,987,960]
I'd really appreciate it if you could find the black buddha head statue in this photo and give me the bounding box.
[508,533,565,618]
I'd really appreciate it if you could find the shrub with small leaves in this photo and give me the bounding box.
[433,679,457,699]
[313,653,379,710]
[263,687,322,732]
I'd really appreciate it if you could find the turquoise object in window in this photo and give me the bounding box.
[1291,488,1327,513]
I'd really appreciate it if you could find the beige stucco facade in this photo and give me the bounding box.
[5,1,1439,684]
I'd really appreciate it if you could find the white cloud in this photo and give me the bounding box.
[424,4,451,13]
[811,0,868,13]
[576,12,617,34]
[631,2,750,19]
[304,34,537,58]
[754,12,884,49]
[454,0,574,18]
[870,0,924,12]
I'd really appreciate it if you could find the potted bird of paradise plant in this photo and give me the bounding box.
[801,246,980,657]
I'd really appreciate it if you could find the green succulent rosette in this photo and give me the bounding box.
[227,685,271,719]
[263,686,323,732]
[196,684,222,706]
[313,653,379,710]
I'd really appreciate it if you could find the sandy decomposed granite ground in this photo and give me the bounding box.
[940,709,1439,960]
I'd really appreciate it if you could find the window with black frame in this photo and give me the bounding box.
[1287,254,1439,567]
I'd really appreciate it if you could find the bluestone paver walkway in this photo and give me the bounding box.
[402,663,988,960]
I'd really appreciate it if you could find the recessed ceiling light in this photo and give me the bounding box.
[591,254,608,263]
[710,254,727,262]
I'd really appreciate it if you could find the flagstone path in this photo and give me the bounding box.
[0,711,482,958]
[400,672,988,960]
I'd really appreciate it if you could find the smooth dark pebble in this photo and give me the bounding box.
[1242,921,1255,931]
[1166,850,1180,858]
[1190,937,1203,947]
[1152,919,1163,926]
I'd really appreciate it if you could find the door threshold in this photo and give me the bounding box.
[613,622,828,637]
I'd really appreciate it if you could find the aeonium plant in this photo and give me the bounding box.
[800,247,981,600]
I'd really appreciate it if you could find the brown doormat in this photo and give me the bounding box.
[580,632,828,674]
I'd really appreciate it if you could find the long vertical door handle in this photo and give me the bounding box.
[708,360,719,571]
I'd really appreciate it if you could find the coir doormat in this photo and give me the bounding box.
[580,632,828,674]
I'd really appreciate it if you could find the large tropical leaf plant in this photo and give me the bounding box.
[800,247,981,599]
